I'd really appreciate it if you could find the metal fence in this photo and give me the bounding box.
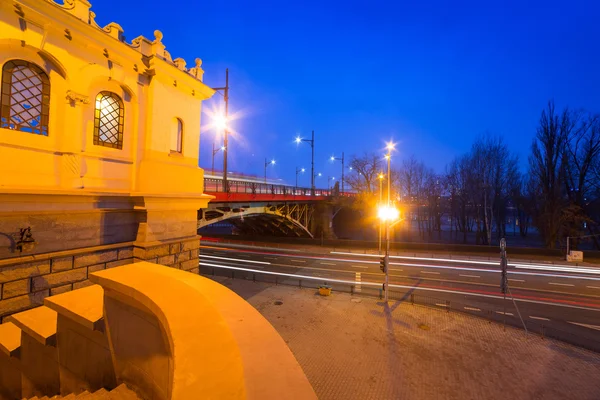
[199,262,600,354]
[203,178,357,198]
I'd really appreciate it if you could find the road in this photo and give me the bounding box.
[198,241,600,350]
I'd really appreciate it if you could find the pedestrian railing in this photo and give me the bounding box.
[199,261,600,354]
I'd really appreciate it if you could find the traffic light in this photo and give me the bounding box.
[379,256,386,273]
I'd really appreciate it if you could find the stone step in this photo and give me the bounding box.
[44,285,116,395]
[6,306,57,347]
[44,285,104,333]
[87,388,108,399]
[7,306,59,398]
[75,391,91,399]
[0,321,23,399]
[107,384,138,399]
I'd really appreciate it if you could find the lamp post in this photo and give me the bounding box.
[328,176,335,191]
[295,167,305,188]
[378,172,384,254]
[314,172,322,189]
[212,69,229,192]
[211,143,225,175]
[264,158,275,183]
[383,142,395,301]
[295,131,315,194]
[330,152,345,193]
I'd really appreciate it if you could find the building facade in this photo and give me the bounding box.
[0,0,214,320]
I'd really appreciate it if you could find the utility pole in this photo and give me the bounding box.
[212,69,229,192]
[385,153,391,302]
[378,173,384,255]
[311,130,315,194]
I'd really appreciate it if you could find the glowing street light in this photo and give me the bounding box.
[295,167,305,187]
[330,152,345,193]
[212,69,230,192]
[211,142,225,175]
[377,205,400,221]
[264,158,276,183]
[295,131,316,194]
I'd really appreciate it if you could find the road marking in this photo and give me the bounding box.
[199,262,600,313]
[355,272,362,292]
[290,259,306,263]
[508,279,525,282]
[421,271,440,275]
[464,307,481,312]
[435,303,448,307]
[568,321,600,331]
[199,254,270,265]
[587,286,600,290]
[264,257,277,260]
[351,265,368,269]
[320,262,336,266]
[548,282,575,287]
[459,274,480,278]
[529,316,550,321]
[390,268,403,272]
[495,311,514,316]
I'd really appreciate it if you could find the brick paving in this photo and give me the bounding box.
[214,277,600,400]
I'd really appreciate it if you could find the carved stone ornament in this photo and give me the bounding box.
[66,90,90,105]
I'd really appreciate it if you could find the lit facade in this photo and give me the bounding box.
[0,0,214,318]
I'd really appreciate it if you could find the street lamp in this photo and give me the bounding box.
[211,143,225,175]
[314,172,322,189]
[295,167,305,188]
[264,158,276,183]
[378,172,385,254]
[295,131,315,193]
[328,176,335,191]
[212,69,230,192]
[381,141,396,302]
[330,152,345,193]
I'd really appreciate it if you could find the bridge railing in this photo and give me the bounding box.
[204,178,356,197]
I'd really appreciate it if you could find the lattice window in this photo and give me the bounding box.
[1,60,50,136]
[93,91,124,149]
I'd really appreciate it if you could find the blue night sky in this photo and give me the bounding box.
[92,0,600,187]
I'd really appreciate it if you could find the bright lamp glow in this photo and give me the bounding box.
[295,136,302,144]
[378,173,384,179]
[386,141,396,151]
[220,146,226,151]
[378,205,400,221]
[330,156,335,161]
[271,159,276,165]
[213,114,228,131]
[301,168,305,172]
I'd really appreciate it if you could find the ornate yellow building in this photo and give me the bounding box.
[0,0,214,319]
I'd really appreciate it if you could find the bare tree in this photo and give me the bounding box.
[345,153,381,194]
[528,101,572,249]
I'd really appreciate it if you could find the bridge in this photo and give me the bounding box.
[198,174,354,238]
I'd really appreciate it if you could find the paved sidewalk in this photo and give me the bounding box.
[214,277,600,400]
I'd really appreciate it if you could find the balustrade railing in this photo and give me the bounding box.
[204,178,356,197]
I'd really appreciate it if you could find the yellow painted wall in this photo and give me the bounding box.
[0,0,214,196]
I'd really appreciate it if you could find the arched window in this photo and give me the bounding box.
[1,60,50,136]
[171,117,183,153]
[94,91,124,149]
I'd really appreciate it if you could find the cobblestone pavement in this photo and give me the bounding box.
[214,277,600,400]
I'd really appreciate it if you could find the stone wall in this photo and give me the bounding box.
[133,237,200,274]
[0,237,201,322]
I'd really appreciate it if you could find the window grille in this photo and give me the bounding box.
[93,91,124,149]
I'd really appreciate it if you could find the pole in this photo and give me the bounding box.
[222,69,229,192]
[211,142,215,175]
[296,169,298,188]
[384,154,391,302]
[567,236,570,259]
[311,130,315,194]
[341,152,345,194]
[379,176,382,254]
[264,158,267,183]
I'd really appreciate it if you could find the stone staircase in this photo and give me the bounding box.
[0,285,139,400]
[24,383,138,399]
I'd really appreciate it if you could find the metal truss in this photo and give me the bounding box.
[197,202,315,238]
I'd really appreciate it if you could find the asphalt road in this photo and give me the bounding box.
[198,241,600,350]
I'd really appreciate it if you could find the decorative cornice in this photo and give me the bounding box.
[66,90,90,105]
[45,0,205,82]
